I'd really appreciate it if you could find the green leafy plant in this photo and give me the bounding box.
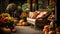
[22,3,28,12]
[47,5,54,11]
[38,0,45,10]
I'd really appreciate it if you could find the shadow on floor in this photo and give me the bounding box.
[11,26,44,34]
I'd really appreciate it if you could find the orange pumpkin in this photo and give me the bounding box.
[55,27,60,32]
[48,31,56,34]
[20,12,27,18]
[22,22,26,26]
[12,29,16,33]
[2,28,11,33]
[43,25,49,34]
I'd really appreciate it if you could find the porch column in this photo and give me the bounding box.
[33,0,38,11]
[27,0,32,11]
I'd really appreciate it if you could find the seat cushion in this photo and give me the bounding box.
[36,11,47,19]
[29,12,38,19]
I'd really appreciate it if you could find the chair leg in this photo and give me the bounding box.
[34,25,37,30]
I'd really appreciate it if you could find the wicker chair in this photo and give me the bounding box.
[27,9,51,30]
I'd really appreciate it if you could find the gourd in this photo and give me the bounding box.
[12,29,16,33]
[2,28,11,33]
[48,31,56,34]
[43,25,49,34]
[56,27,60,32]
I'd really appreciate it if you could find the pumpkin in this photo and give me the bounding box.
[43,25,49,34]
[50,22,54,27]
[2,28,11,33]
[43,29,49,34]
[19,19,24,23]
[44,25,49,29]
[5,17,11,20]
[48,31,56,34]
[22,22,26,26]
[0,18,7,23]
[55,27,60,32]
[17,19,26,26]
[12,29,16,33]
[20,12,27,18]
[1,13,10,18]
[17,23,22,26]
[48,14,55,19]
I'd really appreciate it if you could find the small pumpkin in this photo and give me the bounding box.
[43,25,49,34]
[22,22,26,26]
[19,19,24,23]
[20,12,27,18]
[55,27,60,32]
[12,29,16,33]
[48,31,56,34]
